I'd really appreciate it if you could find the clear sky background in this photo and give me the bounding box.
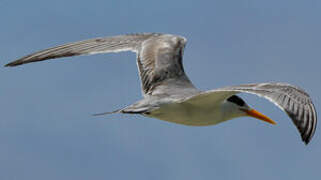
[1,0,321,179]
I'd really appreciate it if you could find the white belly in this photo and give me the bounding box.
[146,102,226,126]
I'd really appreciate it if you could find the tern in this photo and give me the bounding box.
[5,33,317,144]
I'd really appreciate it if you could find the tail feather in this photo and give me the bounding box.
[92,109,121,116]
[93,106,154,116]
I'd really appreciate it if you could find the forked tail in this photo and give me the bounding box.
[93,106,153,116]
[92,109,121,116]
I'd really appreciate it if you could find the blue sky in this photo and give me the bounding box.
[1,0,321,179]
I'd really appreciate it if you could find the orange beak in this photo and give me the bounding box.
[243,109,277,125]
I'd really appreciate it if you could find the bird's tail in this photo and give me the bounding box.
[92,106,153,116]
[92,109,121,116]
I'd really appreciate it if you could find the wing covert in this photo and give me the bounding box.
[137,34,193,95]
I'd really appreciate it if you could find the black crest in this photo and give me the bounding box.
[226,95,245,106]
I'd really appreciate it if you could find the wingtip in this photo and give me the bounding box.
[4,61,19,67]
[303,139,310,145]
[302,136,312,145]
[301,133,314,145]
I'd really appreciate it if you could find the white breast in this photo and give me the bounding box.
[146,101,226,126]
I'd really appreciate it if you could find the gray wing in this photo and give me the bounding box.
[5,33,196,96]
[5,33,157,66]
[183,82,317,144]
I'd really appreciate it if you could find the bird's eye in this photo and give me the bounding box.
[226,95,245,106]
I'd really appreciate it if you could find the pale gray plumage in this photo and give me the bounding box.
[5,33,317,144]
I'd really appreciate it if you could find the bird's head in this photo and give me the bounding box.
[223,95,277,125]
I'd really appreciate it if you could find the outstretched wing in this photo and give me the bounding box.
[5,33,157,66]
[182,82,317,144]
[5,33,195,95]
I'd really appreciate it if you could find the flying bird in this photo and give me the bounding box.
[5,33,317,144]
